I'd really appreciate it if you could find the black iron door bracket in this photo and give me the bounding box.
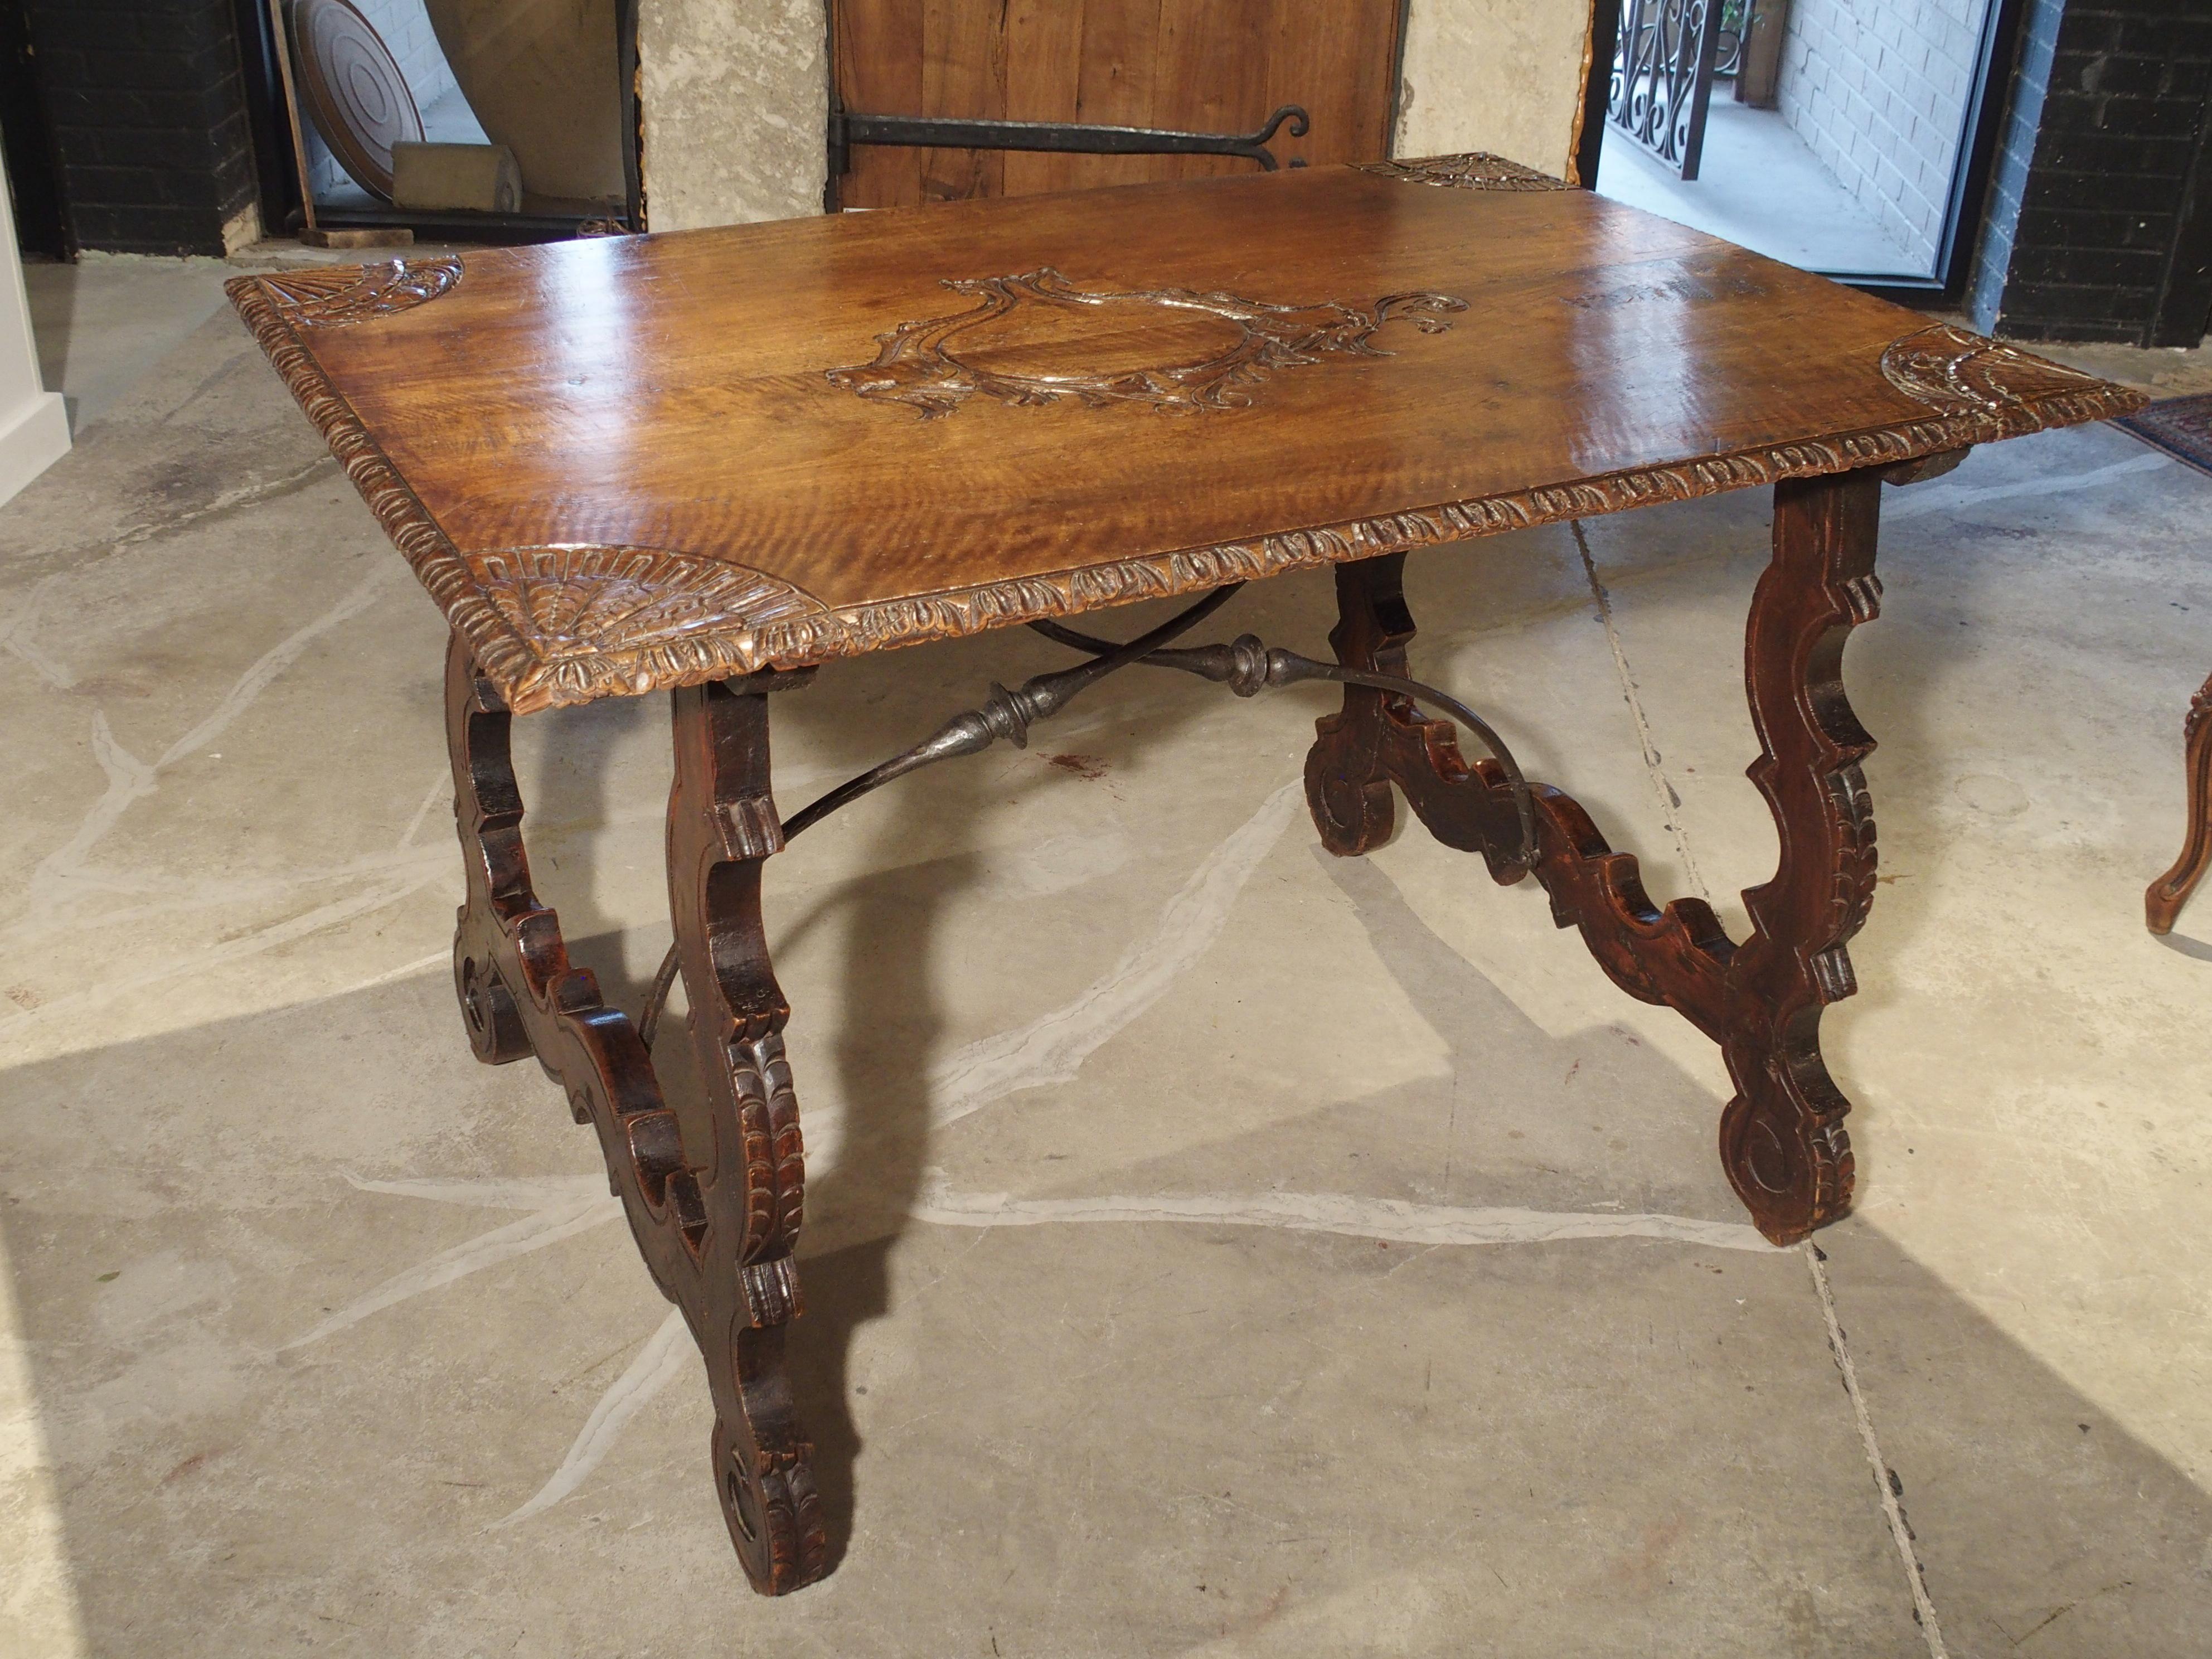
[827,101,1309,185]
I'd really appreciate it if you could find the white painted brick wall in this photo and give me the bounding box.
[1775,0,1990,267]
[298,0,464,200]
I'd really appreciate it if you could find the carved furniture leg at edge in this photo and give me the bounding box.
[2145,672,2212,934]
[1303,471,1888,1246]
[445,634,826,1595]
[666,674,826,1592]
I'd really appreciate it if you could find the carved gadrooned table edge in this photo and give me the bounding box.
[228,268,2147,717]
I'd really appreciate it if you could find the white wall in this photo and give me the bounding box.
[1396,0,1598,180]
[0,158,70,507]
[1777,0,1991,266]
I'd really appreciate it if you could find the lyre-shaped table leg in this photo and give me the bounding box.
[2145,675,2212,934]
[666,675,826,1592]
[1303,470,1885,1245]
[445,636,825,1594]
[1711,472,1881,1241]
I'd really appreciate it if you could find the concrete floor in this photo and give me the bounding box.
[22,244,370,434]
[1598,101,1927,279]
[2,255,2210,1658]
[21,255,236,433]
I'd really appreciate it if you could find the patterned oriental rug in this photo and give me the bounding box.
[2118,391,2212,476]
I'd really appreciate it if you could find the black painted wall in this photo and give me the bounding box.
[1972,0,2212,346]
[24,0,263,255]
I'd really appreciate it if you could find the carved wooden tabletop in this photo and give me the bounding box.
[230,155,2138,714]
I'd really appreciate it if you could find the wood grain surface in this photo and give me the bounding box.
[229,160,2145,713]
[833,0,1401,206]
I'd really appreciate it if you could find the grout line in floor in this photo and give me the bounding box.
[1807,1243,1949,1657]
[1569,519,1712,904]
[1569,515,1951,1648]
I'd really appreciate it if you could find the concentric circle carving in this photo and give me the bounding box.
[289,0,424,200]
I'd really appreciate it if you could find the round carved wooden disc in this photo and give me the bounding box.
[289,0,424,202]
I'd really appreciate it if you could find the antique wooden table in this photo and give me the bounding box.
[228,154,2143,1594]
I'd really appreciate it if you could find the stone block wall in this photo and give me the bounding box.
[1395,0,1601,181]
[636,0,827,231]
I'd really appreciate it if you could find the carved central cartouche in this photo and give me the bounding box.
[825,268,1468,419]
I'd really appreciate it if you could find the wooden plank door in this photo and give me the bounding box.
[832,0,1405,209]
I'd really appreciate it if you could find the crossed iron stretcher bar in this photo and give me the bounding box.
[631,581,1538,1049]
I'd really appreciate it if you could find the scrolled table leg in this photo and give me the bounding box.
[2145,675,2212,935]
[444,634,826,1593]
[448,636,546,1068]
[667,676,827,1594]
[1305,554,1418,855]
[1711,470,1882,1244]
[1301,473,1888,1245]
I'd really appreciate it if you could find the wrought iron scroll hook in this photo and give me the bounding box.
[828,104,1312,180]
[1240,105,1312,170]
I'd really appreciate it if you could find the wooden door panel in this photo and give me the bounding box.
[1001,0,1084,196]
[833,0,1403,209]
[1154,0,1269,176]
[1272,0,1404,186]
[836,0,925,210]
[1062,0,1162,192]
[919,0,1005,203]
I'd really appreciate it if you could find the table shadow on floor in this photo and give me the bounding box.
[1,882,2209,1652]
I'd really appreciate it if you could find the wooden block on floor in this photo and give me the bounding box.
[391,142,523,214]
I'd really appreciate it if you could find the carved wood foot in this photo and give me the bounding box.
[1304,472,1886,1245]
[445,635,826,1594]
[2145,673,2212,934]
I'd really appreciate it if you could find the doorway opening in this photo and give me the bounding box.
[1592,0,2020,295]
[253,0,640,244]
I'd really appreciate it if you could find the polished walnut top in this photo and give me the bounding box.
[229,154,2144,713]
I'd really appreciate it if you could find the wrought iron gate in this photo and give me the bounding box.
[1609,0,1726,180]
